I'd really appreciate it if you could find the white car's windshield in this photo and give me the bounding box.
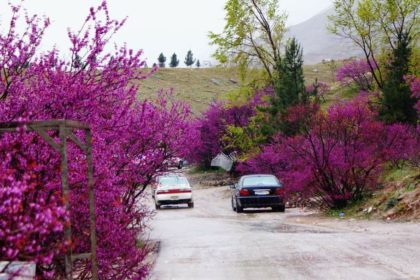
[242,176,279,187]
[159,176,189,188]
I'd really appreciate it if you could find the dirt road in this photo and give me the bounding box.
[148,182,420,280]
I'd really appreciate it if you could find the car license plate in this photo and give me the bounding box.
[170,196,179,199]
[255,190,269,195]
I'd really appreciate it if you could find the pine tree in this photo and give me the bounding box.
[169,53,179,68]
[184,50,196,67]
[274,38,305,109]
[196,60,201,68]
[158,53,166,68]
[380,32,416,124]
[266,38,305,116]
[261,38,305,136]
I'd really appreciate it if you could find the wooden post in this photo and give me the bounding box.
[86,129,99,280]
[59,125,73,280]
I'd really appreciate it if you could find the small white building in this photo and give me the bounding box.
[211,153,234,171]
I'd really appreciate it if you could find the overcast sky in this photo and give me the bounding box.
[0,0,332,66]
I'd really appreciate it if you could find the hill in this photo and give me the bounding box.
[138,64,340,113]
[138,68,240,114]
[287,8,363,64]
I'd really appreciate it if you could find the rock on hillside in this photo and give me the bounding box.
[287,8,363,64]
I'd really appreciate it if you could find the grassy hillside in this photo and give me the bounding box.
[138,63,340,114]
[138,68,241,114]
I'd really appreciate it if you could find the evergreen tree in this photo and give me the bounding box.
[261,38,305,136]
[380,32,416,124]
[184,50,196,67]
[274,38,305,109]
[196,60,201,68]
[169,53,179,68]
[158,53,166,68]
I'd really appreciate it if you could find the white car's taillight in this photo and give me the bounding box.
[156,189,191,195]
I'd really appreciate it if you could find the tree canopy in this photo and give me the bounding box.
[184,50,196,67]
[169,53,179,68]
[209,0,287,82]
[158,53,167,68]
[328,0,419,89]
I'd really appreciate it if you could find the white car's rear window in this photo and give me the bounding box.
[158,176,189,188]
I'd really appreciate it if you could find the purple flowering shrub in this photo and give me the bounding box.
[0,136,68,270]
[0,2,197,279]
[336,59,377,90]
[190,88,269,167]
[238,97,418,208]
[306,80,330,100]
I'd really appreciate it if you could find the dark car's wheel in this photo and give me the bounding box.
[188,202,194,208]
[231,196,236,211]
[177,160,184,169]
[235,199,243,213]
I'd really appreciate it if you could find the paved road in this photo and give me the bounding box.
[148,184,420,280]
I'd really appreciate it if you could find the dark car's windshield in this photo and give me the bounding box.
[242,176,280,187]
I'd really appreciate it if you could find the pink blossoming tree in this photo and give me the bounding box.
[238,97,418,208]
[0,2,196,279]
[336,59,377,91]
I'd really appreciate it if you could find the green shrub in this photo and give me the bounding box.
[385,197,398,210]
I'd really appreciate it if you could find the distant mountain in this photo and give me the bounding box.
[287,8,363,65]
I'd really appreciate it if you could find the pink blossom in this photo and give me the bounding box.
[239,97,419,208]
[0,2,197,279]
[336,59,377,90]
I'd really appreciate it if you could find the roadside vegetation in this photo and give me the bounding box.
[0,0,418,279]
[190,0,419,213]
[327,166,420,220]
[0,2,198,279]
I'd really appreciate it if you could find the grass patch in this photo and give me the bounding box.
[137,64,340,114]
[138,68,241,113]
[405,183,416,192]
[382,165,420,184]
[304,61,344,84]
[326,197,370,218]
[321,83,360,109]
[189,165,226,175]
[339,84,360,99]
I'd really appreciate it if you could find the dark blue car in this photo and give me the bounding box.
[230,174,285,213]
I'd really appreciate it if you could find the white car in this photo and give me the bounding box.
[154,174,194,209]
